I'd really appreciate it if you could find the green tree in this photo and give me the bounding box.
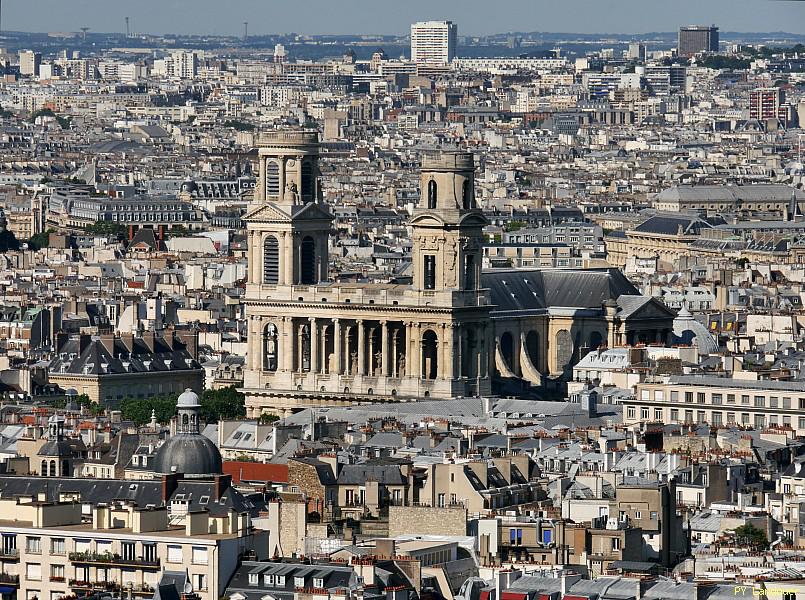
[120,396,177,426]
[733,524,768,549]
[200,386,246,423]
[505,220,526,232]
[223,120,255,131]
[27,229,54,251]
[85,221,128,237]
[258,413,280,424]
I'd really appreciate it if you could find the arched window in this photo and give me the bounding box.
[265,161,280,197]
[301,160,314,201]
[427,180,437,209]
[264,323,279,371]
[462,179,472,209]
[62,460,69,476]
[263,236,279,284]
[182,414,189,425]
[41,460,47,477]
[50,460,56,477]
[422,330,439,380]
[300,236,316,284]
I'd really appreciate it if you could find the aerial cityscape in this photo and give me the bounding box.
[0,2,804,600]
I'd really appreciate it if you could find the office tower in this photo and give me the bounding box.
[19,50,41,77]
[628,42,646,61]
[410,20,458,65]
[750,87,785,121]
[678,25,719,57]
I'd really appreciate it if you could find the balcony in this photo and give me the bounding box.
[69,580,121,592]
[68,552,160,570]
[0,549,19,561]
[0,573,19,587]
[131,584,155,596]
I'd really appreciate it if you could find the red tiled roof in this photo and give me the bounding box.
[223,461,288,484]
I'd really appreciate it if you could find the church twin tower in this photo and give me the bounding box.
[242,129,492,417]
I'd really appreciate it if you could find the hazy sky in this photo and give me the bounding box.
[3,0,805,37]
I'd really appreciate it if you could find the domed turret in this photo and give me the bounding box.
[151,388,223,479]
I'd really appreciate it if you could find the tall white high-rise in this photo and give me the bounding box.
[19,50,41,77]
[410,20,457,65]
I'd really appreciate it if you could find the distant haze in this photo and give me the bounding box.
[2,0,804,37]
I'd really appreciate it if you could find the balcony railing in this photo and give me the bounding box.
[69,580,121,592]
[0,573,20,586]
[0,549,19,561]
[68,552,160,569]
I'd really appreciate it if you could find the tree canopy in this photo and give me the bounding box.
[733,523,768,549]
[120,386,246,426]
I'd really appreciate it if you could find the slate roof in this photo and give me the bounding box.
[337,463,406,485]
[226,561,356,600]
[0,475,265,517]
[633,215,711,236]
[49,335,201,376]
[482,268,639,313]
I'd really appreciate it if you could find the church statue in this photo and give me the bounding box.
[398,353,406,377]
[284,182,299,203]
[350,351,358,375]
[374,351,382,374]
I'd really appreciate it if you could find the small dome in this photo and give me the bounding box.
[177,388,200,408]
[151,434,222,478]
[673,307,718,354]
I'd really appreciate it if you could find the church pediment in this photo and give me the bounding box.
[618,296,676,321]
[243,203,292,223]
[290,201,335,222]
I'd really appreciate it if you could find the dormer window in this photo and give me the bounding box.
[264,575,274,586]
[313,578,324,588]
[294,577,305,588]
[248,574,259,586]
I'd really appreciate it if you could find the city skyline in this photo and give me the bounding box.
[1,0,804,37]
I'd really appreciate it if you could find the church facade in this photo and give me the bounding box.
[241,130,676,417]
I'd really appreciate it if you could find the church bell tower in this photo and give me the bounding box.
[410,152,487,293]
[245,129,333,291]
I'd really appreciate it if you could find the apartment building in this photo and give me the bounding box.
[410,21,458,66]
[0,497,266,600]
[625,375,805,433]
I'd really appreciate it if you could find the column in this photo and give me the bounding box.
[278,157,286,201]
[280,231,290,286]
[333,319,342,375]
[281,317,293,372]
[412,323,422,380]
[257,155,266,202]
[442,323,454,379]
[309,318,318,375]
[320,323,328,374]
[249,231,258,284]
[357,320,365,376]
[391,329,400,377]
[296,322,304,372]
[368,326,376,376]
[381,321,389,377]
[248,316,257,371]
[344,325,354,374]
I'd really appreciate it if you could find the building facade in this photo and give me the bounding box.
[624,375,805,434]
[410,21,458,66]
[677,26,719,56]
[242,131,675,416]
